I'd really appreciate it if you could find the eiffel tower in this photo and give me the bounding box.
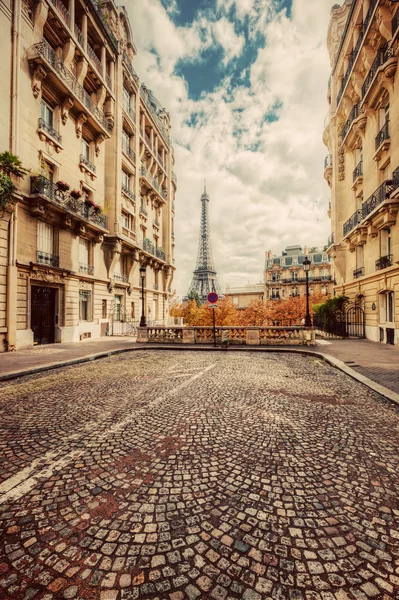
[187,185,222,302]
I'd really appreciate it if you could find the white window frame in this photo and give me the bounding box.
[79,290,92,321]
[41,100,54,127]
[37,222,53,254]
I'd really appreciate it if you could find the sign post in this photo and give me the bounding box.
[207,292,218,347]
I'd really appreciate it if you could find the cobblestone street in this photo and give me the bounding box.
[1,351,399,600]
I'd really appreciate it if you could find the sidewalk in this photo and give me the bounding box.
[0,336,398,398]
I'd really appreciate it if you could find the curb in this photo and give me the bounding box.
[1,344,398,407]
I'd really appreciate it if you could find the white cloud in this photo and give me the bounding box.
[126,0,338,298]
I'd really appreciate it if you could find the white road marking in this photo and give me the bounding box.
[0,363,216,505]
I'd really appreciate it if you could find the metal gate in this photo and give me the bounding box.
[346,304,365,338]
[109,302,138,337]
[31,286,56,345]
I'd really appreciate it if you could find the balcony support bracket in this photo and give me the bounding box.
[61,96,74,126]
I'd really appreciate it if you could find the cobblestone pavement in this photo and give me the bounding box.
[1,351,399,600]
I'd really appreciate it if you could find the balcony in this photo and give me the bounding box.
[140,164,166,203]
[79,263,94,275]
[74,23,84,48]
[375,254,393,271]
[38,118,62,149]
[122,140,136,164]
[353,160,363,182]
[79,154,96,175]
[327,232,335,248]
[28,40,111,135]
[335,0,378,107]
[324,154,332,185]
[37,250,59,267]
[172,171,177,184]
[139,204,148,217]
[113,273,129,283]
[140,86,170,146]
[87,43,103,77]
[353,267,364,279]
[153,219,160,229]
[156,247,166,261]
[343,209,363,237]
[143,238,155,255]
[362,180,396,221]
[48,0,70,26]
[374,121,390,159]
[123,102,136,124]
[86,0,118,50]
[121,184,135,203]
[362,45,397,107]
[31,176,108,231]
[153,283,159,291]
[122,52,139,86]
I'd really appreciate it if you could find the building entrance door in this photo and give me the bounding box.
[31,286,56,345]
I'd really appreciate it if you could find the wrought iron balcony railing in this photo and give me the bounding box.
[139,204,148,216]
[153,219,160,228]
[105,72,112,90]
[376,254,393,270]
[122,52,139,85]
[353,267,364,279]
[362,180,396,220]
[143,238,155,255]
[121,184,135,202]
[37,250,59,267]
[48,0,70,26]
[122,141,136,164]
[140,86,170,145]
[342,102,359,141]
[123,102,136,123]
[87,0,118,50]
[156,247,166,261]
[343,209,363,236]
[153,283,159,290]
[38,118,62,144]
[324,154,332,169]
[375,120,390,151]
[362,44,390,99]
[335,0,377,106]
[79,263,94,275]
[74,23,84,47]
[87,44,103,76]
[327,232,335,247]
[113,273,129,282]
[353,160,363,182]
[394,166,399,189]
[31,175,108,229]
[80,154,96,173]
[29,40,110,132]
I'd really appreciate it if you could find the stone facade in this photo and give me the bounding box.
[0,0,176,351]
[224,283,264,309]
[264,245,334,301]
[324,0,399,345]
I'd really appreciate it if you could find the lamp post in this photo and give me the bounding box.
[139,264,147,327]
[303,257,312,327]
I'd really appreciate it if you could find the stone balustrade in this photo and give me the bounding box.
[136,326,315,346]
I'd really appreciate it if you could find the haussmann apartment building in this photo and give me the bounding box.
[324,0,399,344]
[264,246,334,301]
[0,0,177,351]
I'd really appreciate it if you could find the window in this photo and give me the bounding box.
[356,246,364,271]
[121,170,130,190]
[131,302,135,319]
[37,222,53,254]
[41,160,55,183]
[123,87,131,110]
[81,139,90,161]
[291,272,298,281]
[121,211,130,230]
[79,238,89,265]
[102,299,107,319]
[79,291,92,321]
[292,256,298,265]
[122,130,130,152]
[114,295,122,321]
[380,292,394,323]
[41,101,53,127]
[380,228,391,258]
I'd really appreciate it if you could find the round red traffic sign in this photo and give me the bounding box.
[207,292,218,304]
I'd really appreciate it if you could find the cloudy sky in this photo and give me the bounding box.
[126,0,338,298]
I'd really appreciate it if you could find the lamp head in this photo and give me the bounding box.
[302,257,311,272]
[139,264,146,276]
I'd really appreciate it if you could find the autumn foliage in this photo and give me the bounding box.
[170,292,329,327]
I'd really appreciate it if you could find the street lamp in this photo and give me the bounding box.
[139,264,147,327]
[303,257,312,327]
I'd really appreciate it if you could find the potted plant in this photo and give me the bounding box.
[70,189,82,200]
[56,180,70,192]
[0,151,28,216]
